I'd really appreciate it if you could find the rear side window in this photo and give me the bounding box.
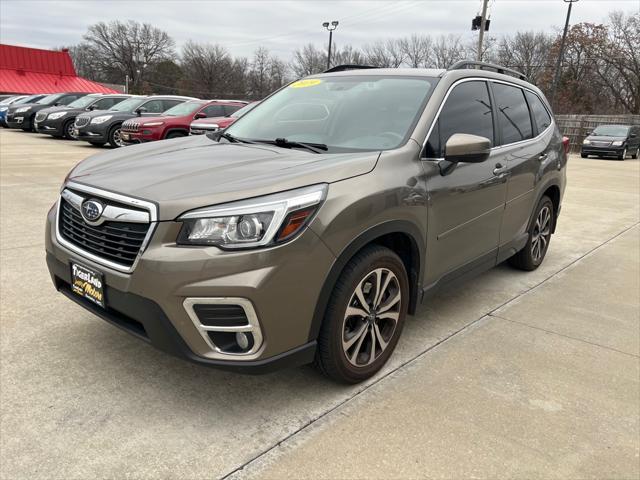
[425,80,494,158]
[59,95,82,105]
[142,100,165,113]
[93,97,120,110]
[202,105,225,117]
[493,83,533,145]
[162,100,183,111]
[524,91,552,134]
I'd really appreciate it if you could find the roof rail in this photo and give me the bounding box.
[323,64,378,73]
[448,60,527,81]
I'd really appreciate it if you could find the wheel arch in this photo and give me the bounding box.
[164,128,189,138]
[308,221,424,342]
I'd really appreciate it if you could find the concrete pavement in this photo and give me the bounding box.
[0,128,638,479]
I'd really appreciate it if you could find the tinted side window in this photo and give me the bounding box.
[202,105,225,117]
[162,100,183,111]
[60,95,81,105]
[425,81,494,158]
[93,98,118,110]
[524,91,551,134]
[142,100,165,113]
[224,105,242,115]
[493,83,533,145]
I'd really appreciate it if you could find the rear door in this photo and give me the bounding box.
[423,80,507,283]
[201,104,226,118]
[494,83,550,255]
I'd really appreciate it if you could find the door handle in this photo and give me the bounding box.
[493,163,508,176]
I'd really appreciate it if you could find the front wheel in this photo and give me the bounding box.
[62,119,76,140]
[108,124,124,148]
[509,196,554,271]
[315,245,409,383]
[617,148,626,160]
[632,148,639,160]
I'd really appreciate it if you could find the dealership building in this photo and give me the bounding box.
[0,44,117,94]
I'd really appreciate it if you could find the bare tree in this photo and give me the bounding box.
[400,34,432,68]
[363,39,406,67]
[496,32,553,84]
[333,44,366,66]
[290,44,326,77]
[180,42,234,97]
[83,20,175,91]
[431,34,466,68]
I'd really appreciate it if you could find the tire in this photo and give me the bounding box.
[617,148,626,161]
[88,141,106,147]
[632,148,639,160]
[107,124,124,148]
[165,131,186,140]
[509,196,554,271]
[315,245,409,383]
[580,153,588,158]
[62,119,76,140]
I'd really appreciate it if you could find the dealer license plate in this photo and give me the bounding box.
[71,263,105,308]
[121,132,130,141]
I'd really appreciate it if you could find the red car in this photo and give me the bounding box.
[190,101,259,135]
[121,100,247,144]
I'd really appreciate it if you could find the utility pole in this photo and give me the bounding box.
[550,0,579,109]
[322,21,339,70]
[477,0,489,61]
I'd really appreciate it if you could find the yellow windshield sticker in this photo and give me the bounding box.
[290,79,322,88]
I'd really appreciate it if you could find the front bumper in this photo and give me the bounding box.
[74,124,108,143]
[5,112,32,129]
[581,145,625,157]
[35,117,66,136]
[121,130,158,144]
[45,201,335,372]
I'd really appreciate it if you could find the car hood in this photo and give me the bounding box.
[124,114,187,126]
[67,135,380,220]
[191,115,227,126]
[79,109,135,120]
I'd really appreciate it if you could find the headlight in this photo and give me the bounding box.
[583,139,591,145]
[47,111,67,120]
[178,184,327,248]
[611,140,624,147]
[0,106,8,112]
[143,121,163,127]
[91,115,112,124]
[15,106,31,113]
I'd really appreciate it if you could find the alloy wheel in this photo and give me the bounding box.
[531,205,552,263]
[341,268,401,367]
[113,128,124,147]
[66,122,76,139]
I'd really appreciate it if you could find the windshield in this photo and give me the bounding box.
[37,94,62,105]
[231,102,259,118]
[109,97,146,112]
[15,95,41,105]
[67,95,99,108]
[162,102,203,116]
[592,125,629,137]
[0,96,20,105]
[226,76,437,152]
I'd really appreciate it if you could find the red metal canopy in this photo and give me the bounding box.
[0,44,117,94]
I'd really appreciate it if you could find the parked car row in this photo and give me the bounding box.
[1,92,254,148]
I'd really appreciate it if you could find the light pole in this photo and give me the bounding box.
[550,0,579,108]
[476,0,489,61]
[322,20,339,70]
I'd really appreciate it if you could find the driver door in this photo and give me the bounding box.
[422,80,507,286]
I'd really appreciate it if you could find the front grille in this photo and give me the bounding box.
[75,116,89,128]
[122,121,140,133]
[35,112,47,122]
[59,197,150,268]
[591,141,611,147]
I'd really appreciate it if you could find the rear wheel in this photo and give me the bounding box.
[315,245,408,383]
[632,148,639,159]
[509,196,554,271]
[88,141,105,147]
[108,124,124,148]
[580,153,588,158]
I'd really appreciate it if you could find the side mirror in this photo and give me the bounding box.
[444,133,491,163]
[88,105,96,111]
[630,133,637,138]
[194,112,207,119]
[54,102,61,106]
[135,107,147,116]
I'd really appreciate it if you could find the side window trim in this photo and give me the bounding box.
[421,77,556,158]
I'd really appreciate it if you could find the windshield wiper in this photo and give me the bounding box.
[270,137,328,154]
[211,131,259,145]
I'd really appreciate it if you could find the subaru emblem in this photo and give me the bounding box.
[81,199,104,223]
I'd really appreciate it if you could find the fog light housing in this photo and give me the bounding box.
[236,332,250,350]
